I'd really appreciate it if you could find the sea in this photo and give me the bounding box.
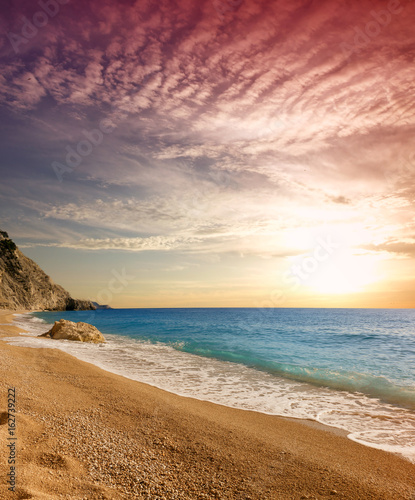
[6,308,415,462]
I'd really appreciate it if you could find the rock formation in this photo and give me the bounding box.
[40,319,105,343]
[92,301,112,310]
[0,230,95,311]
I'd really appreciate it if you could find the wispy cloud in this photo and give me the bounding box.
[46,235,203,252]
[1,0,415,304]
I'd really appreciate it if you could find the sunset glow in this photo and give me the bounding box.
[1,0,415,308]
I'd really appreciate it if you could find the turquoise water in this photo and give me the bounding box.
[8,308,415,461]
[34,308,415,408]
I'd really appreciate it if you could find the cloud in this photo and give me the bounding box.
[362,238,415,259]
[48,235,203,252]
[1,0,415,269]
[328,196,351,205]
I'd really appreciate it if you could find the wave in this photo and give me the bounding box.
[12,313,49,336]
[4,315,415,463]
[25,309,415,411]
[174,344,415,410]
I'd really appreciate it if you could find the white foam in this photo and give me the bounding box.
[4,315,415,463]
[12,313,49,337]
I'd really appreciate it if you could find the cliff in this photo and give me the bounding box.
[0,230,95,311]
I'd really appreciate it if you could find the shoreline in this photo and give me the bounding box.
[1,310,415,498]
[9,310,415,462]
[6,311,352,439]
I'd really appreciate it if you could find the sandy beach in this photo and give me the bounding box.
[1,311,415,499]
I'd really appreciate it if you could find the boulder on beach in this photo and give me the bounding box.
[40,319,105,344]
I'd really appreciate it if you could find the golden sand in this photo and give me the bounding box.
[1,310,414,499]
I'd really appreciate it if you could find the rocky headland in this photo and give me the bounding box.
[0,229,95,311]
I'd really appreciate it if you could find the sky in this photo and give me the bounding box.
[1,0,415,308]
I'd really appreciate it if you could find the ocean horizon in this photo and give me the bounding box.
[7,307,415,463]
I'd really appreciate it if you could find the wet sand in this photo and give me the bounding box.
[1,310,415,499]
